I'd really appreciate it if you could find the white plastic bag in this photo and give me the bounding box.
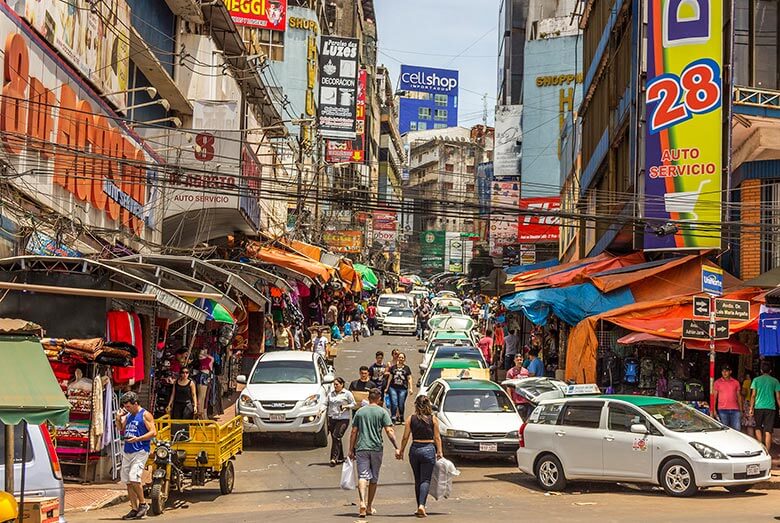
[340,457,357,490]
[429,457,460,500]
[362,324,371,337]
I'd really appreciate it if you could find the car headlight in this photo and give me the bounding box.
[690,442,727,459]
[506,431,519,439]
[446,429,470,438]
[155,446,169,460]
[239,394,255,409]
[303,394,320,407]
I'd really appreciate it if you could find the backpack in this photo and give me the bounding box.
[667,378,685,400]
[598,354,621,388]
[623,358,640,384]
[685,379,705,401]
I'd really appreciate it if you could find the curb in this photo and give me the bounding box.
[65,492,127,514]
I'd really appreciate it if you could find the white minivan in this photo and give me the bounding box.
[376,294,414,328]
[517,395,771,497]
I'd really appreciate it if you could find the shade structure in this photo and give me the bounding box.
[353,264,378,290]
[617,332,751,354]
[0,337,70,426]
[192,298,236,324]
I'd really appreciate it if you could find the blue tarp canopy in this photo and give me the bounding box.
[504,258,559,275]
[500,283,635,326]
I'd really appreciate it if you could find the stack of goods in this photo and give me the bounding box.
[55,373,101,467]
[41,338,136,367]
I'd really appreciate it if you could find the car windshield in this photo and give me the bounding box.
[387,309,414,318]
[250,361,317,384]
[640,402,725,432]
[444,390,515,413]
[378,297,406,307]
[435,347,480,360]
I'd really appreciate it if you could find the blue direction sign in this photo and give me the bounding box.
[702,266,723,296]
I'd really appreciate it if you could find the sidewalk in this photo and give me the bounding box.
[64,483,126,513]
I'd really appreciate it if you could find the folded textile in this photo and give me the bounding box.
[103,341,138,358]
[66,338,104,352]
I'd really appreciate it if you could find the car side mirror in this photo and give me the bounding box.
[323,374,335,385]
[432,405,439,413]
[630,423,649,434]
[418,347,425,353]
[236,375,247,385]
[417,380,422,388]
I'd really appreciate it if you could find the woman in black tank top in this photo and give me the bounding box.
[167,368,197,419]
[396,395,442,517]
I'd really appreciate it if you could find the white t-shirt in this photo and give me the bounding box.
[313,336,328,357]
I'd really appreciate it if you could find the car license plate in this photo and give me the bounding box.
[746,464,760,477]
[479,442,498,452]
[269,414,286,422]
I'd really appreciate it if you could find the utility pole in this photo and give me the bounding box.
[482,93,488,127]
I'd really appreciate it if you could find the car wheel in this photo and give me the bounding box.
[725,484,752,494]
[660,458,697,497]
[534,454,566,491]
[314,425,328,447]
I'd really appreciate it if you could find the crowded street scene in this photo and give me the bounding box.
[2,0,780,522]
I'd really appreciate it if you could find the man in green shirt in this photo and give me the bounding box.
[749,361,780,451]
[348,388,398,518]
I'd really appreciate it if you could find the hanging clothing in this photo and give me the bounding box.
[90,374,104,451]
[759,313,780,356]
[102,377,115,449]
[107,311,145,385]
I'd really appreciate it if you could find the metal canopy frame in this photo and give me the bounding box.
[207,260,292,292]
[252,261,315,287]
[0,256,207,323]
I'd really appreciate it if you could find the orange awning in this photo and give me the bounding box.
[338,259,363,293]
[246,243,332,282]
[508,253,644,291]
[281,239,323,262]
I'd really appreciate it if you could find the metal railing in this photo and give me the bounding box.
[733,86,780,109]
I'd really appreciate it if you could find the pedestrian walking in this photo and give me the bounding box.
[368,351,389,393]
[327,377,356,467]
[263,317,275,354]
[351,306,363,342]
[385,352,413,424]
[503,329,519,371]
[116,392,157,520]
[165,368,197,419]
[713,364,742,430]
[477,329,493,365]
[749,361,780,451]
[350,366,378,394]
[367,300,378,335]
[312,328,329,360]
[526,348,544,377]
[273,321,293,351]
[326,301,339,328]
[505,354,531,419]
[348,388,399,518]
[395,395,442,518]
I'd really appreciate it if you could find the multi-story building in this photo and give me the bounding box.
[497,0,529,106]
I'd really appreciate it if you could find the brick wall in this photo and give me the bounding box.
[740,179,762,280]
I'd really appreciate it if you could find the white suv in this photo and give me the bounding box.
[236,351,334,447]
[517,396,771,497]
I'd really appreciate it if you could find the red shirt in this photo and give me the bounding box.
[367,306,377,319]
[506,366,530,403]
[477,336,493,364]
[713,377,741,410]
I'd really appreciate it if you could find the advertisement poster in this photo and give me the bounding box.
[420,230,446,275]
[494,105,522,179]
[400,65,459,95]
[372,210,397,251]
[16,0,131,107]
[223,0,287,31]
[318,36,359,139]
[476,162,493,216]
[326,69,366,163]
[323,230,363,253]
[518,197,560,242]
[644,0,722,250]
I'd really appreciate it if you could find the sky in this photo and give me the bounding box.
[373,0,503,127]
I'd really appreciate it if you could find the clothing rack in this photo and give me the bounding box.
[109,391,122,481]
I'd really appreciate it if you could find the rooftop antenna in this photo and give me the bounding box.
[482,93,488,127]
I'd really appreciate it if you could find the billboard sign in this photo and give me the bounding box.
[223,0,287,31]
[518,197,561,242]
[400,65,459,95]
[420,230,446,275]
[323,230,363,253]
[325,69,366,163]
[644,0,722,250]
[373,210,397,251]
[318,36,359,139]
[494,105,522,179]
[476,162,493,216]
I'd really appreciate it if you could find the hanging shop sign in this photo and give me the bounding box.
[326,69,366,163]
[223,0,287,31]
[0,9,158,242]
[323,230,363,253]
[13,0,131,108]
[318,36,359,140]
[644,0,722,250]
[518,197,561,243]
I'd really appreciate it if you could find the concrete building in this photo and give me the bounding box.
[497,0,529,106]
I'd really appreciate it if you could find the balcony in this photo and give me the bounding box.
[732,86,780,170]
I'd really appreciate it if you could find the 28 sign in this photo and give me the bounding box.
[647,58,721,134]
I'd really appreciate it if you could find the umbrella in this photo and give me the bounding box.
[190,298,236,324]
[354,264,379,290]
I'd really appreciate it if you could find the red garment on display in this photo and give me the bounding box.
[107,311,145,385]
[130,313,145,383]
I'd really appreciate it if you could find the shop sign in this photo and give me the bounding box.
[714,298,750,321]
[323,230,363,253]
[13,0,131,108]
[399,65,458,95]
[692,295,710,318]
[701,266,723,296]
[682,319,729,341]
[325,69,366,163]
[644,0,722,250]
[318,36,359,139]
[494,105,522,179]
[420,230,445,274]
[143,284,207,324]
[518,197,560,243]
[26,232,82,257]
[223,0,287,31]
[289,16,318,33]
[302,33,318,144]
[0,12,157,239]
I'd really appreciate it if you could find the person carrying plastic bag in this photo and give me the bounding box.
[429,457,460,501]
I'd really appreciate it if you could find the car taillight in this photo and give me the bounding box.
[518,422,527,448]
[40,424,62,480]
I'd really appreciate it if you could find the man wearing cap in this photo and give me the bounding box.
[713,365,743,430]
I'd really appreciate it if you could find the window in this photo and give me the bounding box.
[434,109,448,121]
[445,164,454,173]
[434,123,447,129]
[250,361,316,384]
[418,107,432,120]
[409,121,418,131]
[0,422,33,464]
[443,390,515,413]
[531,403,563,425]
[317,358,328,380]
[418,121,428,130]
[466,183,475,193]
[762,181,780,272]
[435,94,448,106]
[466,165,474,174]
[608,404,644,432]
[245,28,285,62]
[560,402,603,429]
[442,182,454,191]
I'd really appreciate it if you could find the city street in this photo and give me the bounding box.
[70,334,780,523]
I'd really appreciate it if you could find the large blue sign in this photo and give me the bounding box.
[400,65,459,95]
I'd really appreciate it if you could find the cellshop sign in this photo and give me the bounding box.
[400,65,459,95]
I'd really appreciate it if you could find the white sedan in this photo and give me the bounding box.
[382,308,416,335]
[517,395,771,496]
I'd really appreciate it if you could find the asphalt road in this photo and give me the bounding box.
[70,334,780,522]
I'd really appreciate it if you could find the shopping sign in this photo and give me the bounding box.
[682,319,729,340]
[518,197,561,242]
[701,266,723,296]
[223,0,287,31]
[644,0,722,250]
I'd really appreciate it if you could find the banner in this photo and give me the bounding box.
[420,230,446,275]
[325,69,366,163]
[15,0,131,107]
[318,36,359,139]
[400,65,458,95]
[518,197,560,242]
[476,162,493,216]
[644,0,722,250]
[223,0,287,31]
[323,230,363,253]
[494,105,522,179]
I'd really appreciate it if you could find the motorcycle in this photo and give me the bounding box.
[149,429,188,515]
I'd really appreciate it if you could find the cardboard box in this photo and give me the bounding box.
[440,368,490,380]
[20,497,58,523]
[352,391,369,407]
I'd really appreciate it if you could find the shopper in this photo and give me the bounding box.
[312,328,329,360]
[263,317,275,353]
[166,367,197,419]
[526,348,545,377]
[325,301,339,327]
[503,329,520,371]
[326,377,356,467]
[273,321,293,351]
[386,352,413,424]
[348,388,399,518]
[506,354,531,419]
[351,306,363,342]
[396,395,443,518]
[116,392,156,520]
[713,365,742,430]
[368,351,389,393]
[477,329,493,365]
[350,366,377,394]
[366,300,378,335]
[749,361,780,451]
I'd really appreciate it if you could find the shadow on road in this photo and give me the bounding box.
[242,433,325,452]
